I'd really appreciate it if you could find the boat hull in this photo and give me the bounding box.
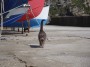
[1,6,50,28]
[1,0,45,27]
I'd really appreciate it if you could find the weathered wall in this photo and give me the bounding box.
[48,16,90,27]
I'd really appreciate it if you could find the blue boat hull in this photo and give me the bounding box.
[1,14,24,27]
[2,19,47,28]
[4,0,28,12]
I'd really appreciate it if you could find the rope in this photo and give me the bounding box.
[26,0,43,26]
[29,6,40,26]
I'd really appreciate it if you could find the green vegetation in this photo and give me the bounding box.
[49,0,90,17]
[50,5,58,17]
[72,0,85,8]
[72,0,90,14]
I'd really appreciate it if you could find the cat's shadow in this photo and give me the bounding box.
[30,45,41,48]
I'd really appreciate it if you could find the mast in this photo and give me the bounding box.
[0,0,4,37]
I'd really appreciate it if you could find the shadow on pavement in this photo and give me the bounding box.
[30,45,41,48]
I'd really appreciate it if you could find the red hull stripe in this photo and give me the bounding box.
[18,0,45,22]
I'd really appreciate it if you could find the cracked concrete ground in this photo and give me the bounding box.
[0,25,90,67]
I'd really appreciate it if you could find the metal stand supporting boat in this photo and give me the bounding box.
[18,27,20,32]
[22,22,24,34]
[26,12,30,33]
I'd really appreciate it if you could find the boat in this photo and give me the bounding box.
[2,6,50,28]
[0,0,45,27]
